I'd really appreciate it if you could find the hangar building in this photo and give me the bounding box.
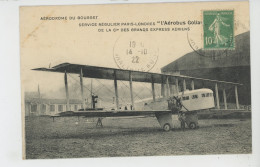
[161,31,250,106]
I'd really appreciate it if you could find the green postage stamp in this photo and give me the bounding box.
[203,10,234,49]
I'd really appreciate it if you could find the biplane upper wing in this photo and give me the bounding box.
[32,62,242,89]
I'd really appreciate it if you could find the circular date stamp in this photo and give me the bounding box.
[113,33,159,72]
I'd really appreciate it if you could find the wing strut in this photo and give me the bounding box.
[151,75,156,102]
[80,68,85,110]
[129,71,135,109]
[191,80,195,90]
[169,82,173,95]
[223,88,227,109]
[166,76,170,97]
[183,79,186,91]
[161,75,165,97]
[235,85,239,109]
[175,78,179,93]
[114,70,119,110]
[64,70,70,111]
[215,83,220,109]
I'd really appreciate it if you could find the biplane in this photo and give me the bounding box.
[32,63,242,131]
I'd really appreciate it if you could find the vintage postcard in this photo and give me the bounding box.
[20,1,251,159]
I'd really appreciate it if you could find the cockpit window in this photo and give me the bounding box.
[182,96,189,101]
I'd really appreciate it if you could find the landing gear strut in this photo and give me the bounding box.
[155,112,173,132]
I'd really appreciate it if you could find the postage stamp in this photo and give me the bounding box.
[203,10,234,49]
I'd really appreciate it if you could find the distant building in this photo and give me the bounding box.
[161,31,250,105]
[25,98,82,116]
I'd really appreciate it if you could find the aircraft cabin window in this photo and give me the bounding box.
[202,93,205,97]
[192,94,198,99]
[206,93,210,97]
[182,96,189,101]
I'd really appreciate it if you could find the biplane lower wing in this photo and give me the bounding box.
[56,110,172,117]
[53,110,175,131]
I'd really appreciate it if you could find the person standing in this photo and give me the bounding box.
[178,111,186,131]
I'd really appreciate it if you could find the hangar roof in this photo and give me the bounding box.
[161,31,250,72]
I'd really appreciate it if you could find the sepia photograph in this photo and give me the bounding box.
[20,1,252,160]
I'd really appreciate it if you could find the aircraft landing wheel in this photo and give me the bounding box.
[163,123,171,132]
[189,122,197,129]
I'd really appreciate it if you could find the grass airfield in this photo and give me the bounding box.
[25,116,252,159]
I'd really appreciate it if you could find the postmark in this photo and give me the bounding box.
[187,31,232,59]
[203,10,234,50]
[113,33,159,72]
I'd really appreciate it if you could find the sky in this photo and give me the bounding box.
[20,1,250,95]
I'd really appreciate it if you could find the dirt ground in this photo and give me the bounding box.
[24,116,252,159]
